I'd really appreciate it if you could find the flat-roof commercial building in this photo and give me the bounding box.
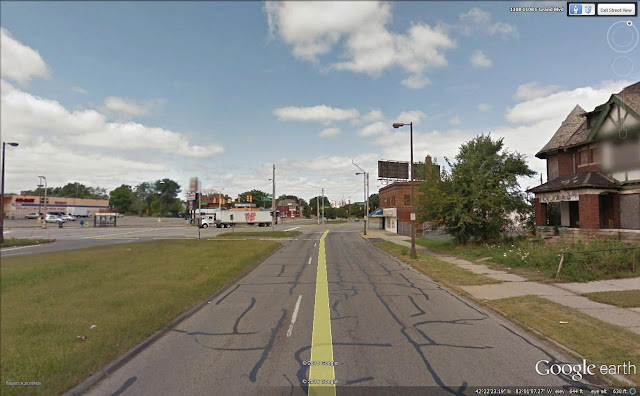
[1,195,109,219]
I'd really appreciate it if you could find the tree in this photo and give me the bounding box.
[134,182,155,216]
[238,189,270,208]
[109,185,134,213]
[368,193,379,211]
[416,134,535,245]
[155,179,181,215]
[309,196,331,216]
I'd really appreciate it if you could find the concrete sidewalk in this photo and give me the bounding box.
[363,229,640,335]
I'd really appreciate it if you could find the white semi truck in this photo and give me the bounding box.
[199,209,276,228]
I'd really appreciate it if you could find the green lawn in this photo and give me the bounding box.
[0,239,280,396]
[216,230,301,238]
[488,295,640,385]
[0,238,54,248]
[582,290,640,308]
[374,241,501,287]
[414,237,638,283]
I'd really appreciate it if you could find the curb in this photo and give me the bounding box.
[63,241,287,396]
[362,234,637,388]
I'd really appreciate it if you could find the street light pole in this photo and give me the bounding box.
[393,122,417,259]
[352,160,369,236]
[1,142,19,243]
[38,175,47,230]
[272,164,276,231]
[321,187,325,224]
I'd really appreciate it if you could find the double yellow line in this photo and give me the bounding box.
[309,230,336,395]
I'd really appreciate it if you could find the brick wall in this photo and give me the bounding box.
[578,194,600,229]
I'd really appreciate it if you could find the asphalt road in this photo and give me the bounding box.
[85,224,585,396]
[0,218,319,257]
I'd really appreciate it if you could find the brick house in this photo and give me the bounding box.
[277,199,302,219]
[528,82,640,241]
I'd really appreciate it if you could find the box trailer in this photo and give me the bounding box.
[199,209,275,228]
[67,207,92,217]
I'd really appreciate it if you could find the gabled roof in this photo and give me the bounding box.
[536,105,586,158]
[613,81,640,116]
[527,171,620,194]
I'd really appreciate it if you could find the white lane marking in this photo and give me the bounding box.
[285,226,300,232]
[308,257,312,265]
[286,295,303,337]
[314,242,317,247]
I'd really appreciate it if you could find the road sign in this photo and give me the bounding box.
[261,197,272,201]
[356,202,365,205]
[187,192,196,201]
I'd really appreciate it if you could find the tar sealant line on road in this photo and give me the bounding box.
[308,257,312,265]
[84,228,156,239]
[309,230,336,395]
[1,244,42,252]
[287,295,303,337]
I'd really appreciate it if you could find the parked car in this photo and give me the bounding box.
[115,213,125,218]
[25,212,42,219]
[62,214,77,221]
[45,214,65,223]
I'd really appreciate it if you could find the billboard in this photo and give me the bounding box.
[189,177,199,193]
[187,192,197,201]
[378,160,409,179]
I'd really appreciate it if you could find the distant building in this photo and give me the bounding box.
[528,81,640,242]
[277,199,302,219]
[375,155,439,235]
[2,194,109,218]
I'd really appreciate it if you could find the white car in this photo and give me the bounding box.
[45,214,65,223]
[62,214,77,221]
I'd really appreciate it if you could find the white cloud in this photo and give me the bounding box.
[101,96,165,119]
[401,74,430,90]
[450,116,462,125]
[0,28,51,84]
[358,121,389,137]
[478,103,492,111]
[71,87,88,95]
[395,110,426,125]
[1,79,224,158]
[318,127,341,138]
[470,50,492,68]
[361,109,384,123]
[506,80,630,124]
[291,153,378,174]
[458,8,518,38]
[513,82,563,101]
[272,105,359,125]
[265,1,456,89]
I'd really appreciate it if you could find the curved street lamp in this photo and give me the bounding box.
[392,122,417,259]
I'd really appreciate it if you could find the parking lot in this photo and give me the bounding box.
[1,217,318,257]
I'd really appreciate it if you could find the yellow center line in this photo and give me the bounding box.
[309,230,336,395]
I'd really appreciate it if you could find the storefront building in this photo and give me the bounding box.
[2,195,109,219]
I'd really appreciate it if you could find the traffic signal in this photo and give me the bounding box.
[246,195,249,202]
[249,195,253,203]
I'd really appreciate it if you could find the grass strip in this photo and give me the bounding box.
[487,295,639,385]
[413,237,639,283]
[216,230,301,238]
[0,239,280,396]
[374,241,501,287]
[1,238,54,248]
[581,290,640,308]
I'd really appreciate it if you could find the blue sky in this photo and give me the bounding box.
[1,1,638,203]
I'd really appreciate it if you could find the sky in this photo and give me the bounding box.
[1,1,638,204]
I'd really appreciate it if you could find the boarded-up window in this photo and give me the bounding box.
[591,147,601,163]
[404,195,410,206]
[579,150,590,165]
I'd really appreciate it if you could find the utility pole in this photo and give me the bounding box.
[272,164,276,231]
[366,172,370,230]
[392,122,417,258]
[321,187,325,224]
[316,194,319,224]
